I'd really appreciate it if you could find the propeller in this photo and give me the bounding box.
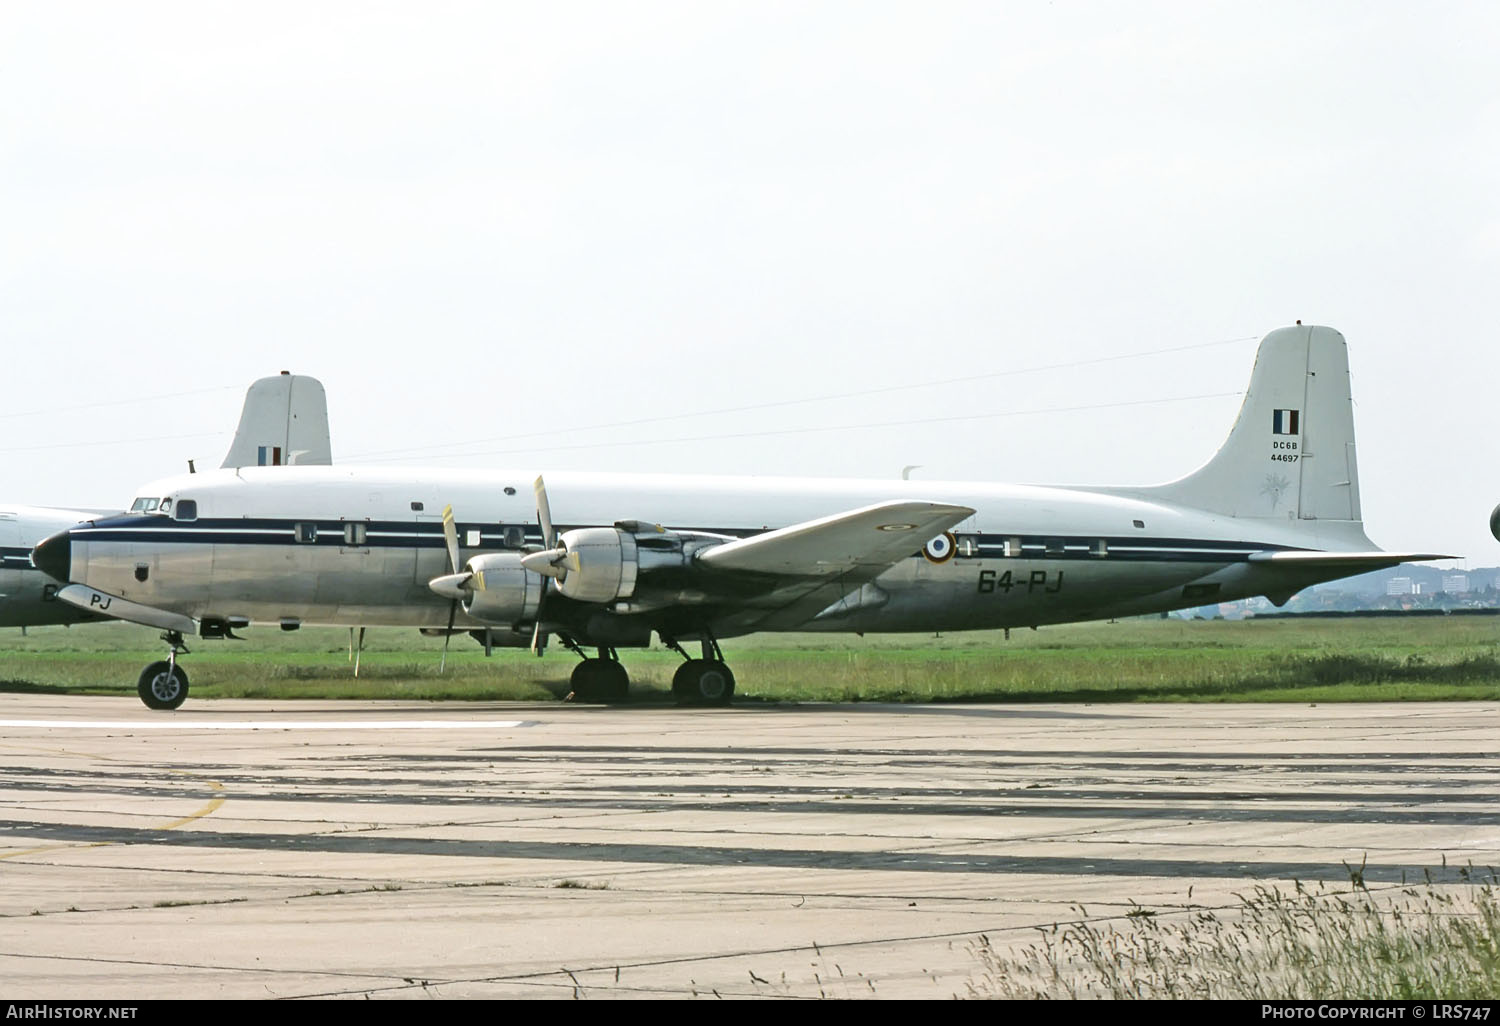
[426,484,559,661]
[522,475,576,580]
[535,475,556,550]
[436,504,465,673]
[529,476,556,656]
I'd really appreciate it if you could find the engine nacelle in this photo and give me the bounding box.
[520,524,732,606]
[554,527,639,603]
[462,552,542,626]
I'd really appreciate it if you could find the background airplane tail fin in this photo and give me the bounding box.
[220,373,333,468]
[1140,324,1361,522]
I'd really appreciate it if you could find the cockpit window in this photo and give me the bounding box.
[174,499,198,522]
[130,497,160,513]
[160,498,173,514]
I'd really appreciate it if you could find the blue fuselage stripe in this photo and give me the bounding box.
[63,517,1294,563]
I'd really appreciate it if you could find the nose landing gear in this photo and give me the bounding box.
[137,630,190,710]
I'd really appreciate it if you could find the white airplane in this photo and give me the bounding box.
[31,325,1451,710]
[1,372,332,630]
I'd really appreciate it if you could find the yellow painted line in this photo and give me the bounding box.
[0,768,225,862]
[157,777,225,830]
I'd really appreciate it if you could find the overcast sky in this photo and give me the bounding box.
[3,2,1496,565]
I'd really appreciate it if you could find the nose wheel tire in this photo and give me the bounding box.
[672,659,735,706]
[137,661,189,710]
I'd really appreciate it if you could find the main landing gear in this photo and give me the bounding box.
[663,633,735,706]
[560,634,737,706]
[567,645,630,703]
[137,630,190,710]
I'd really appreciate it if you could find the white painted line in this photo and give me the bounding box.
[0,719,531,731]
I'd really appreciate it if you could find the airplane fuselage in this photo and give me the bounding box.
[46,465,1375,643]
[0,506,107,628]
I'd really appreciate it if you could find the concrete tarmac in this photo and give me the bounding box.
[1,696,1497,1000]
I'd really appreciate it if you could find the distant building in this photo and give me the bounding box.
[1386,577,1414,597]
[1443,574,1471,594]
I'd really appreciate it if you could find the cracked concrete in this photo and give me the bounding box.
[2,697,1497,999]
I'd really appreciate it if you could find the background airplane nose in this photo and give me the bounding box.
[31,531,72,582]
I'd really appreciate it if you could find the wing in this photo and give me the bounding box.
[515,497,975,638]
[677,500,974,632]
[697,500,975,576]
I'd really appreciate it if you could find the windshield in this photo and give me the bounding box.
[129,497,160,513]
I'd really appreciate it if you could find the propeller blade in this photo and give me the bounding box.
[441,504,461,574]
[530,478,556,657]
[438,596,457,673]
[534,476,556,549]
[529,575,551,656]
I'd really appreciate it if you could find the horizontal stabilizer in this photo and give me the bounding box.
[697,501,974,577]
[1247,550,1456,570]
[55,584,197,634]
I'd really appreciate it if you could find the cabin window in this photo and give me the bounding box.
[956,533,979,557]
[294,522,318,543]
[1044,538,1066,557]
[1004,536,1022,558]
[466,528,482,547]
[503,526,525,548]
[1093,539,1108,558]
[343,522,368,545]
[174,500,198,522]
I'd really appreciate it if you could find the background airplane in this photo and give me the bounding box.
[1,373,332,630]
[31,326,1453,709]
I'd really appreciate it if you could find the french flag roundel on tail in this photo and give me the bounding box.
[1272,408,1300,435]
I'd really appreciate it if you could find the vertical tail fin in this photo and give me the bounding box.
[219,373,333,468]
[1141,325,1361,521]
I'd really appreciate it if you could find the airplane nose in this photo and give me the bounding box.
[31,530,72,582]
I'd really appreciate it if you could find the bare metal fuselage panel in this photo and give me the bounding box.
[56,468,1353,641]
